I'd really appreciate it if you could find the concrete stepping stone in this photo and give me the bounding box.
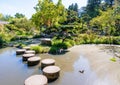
[43,66,60,81]
[22,54,35,61]
[25,50,35,54]
[24,75,48,85]
[41,59,55,69]
[28,57,41,66]
[23,46,31,50]
[16,49,26,55]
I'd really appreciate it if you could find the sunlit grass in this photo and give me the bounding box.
[110,57,116,62]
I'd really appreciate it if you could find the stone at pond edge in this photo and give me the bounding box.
[24,75,48,85]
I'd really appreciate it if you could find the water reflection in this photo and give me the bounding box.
[99,45,120,57]
[0,47,40,85]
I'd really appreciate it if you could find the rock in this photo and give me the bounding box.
[16,49,26,55]
[22,54,35,61]
[28,57,41,66]
[25,50,35,54]
[24,75,48,85]
[23,46,31,50]
[43,66,60,81]
[41,59,55,69]
[41,38,52,45]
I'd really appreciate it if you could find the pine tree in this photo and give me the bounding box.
[86,0,101,19]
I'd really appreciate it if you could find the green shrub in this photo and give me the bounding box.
[0,33,8,47]
[0,36,4,47]
[65,39,75,46]
[49,46,59,54]
[93,38,101,44]
[112,37,120,45]
[30,45,50,53]
[64,41,72,48]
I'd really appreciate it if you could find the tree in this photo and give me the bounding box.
[56,0,67,24]
[86,0,101,19]
[65,10,79,24]
[68,3,78,12]
[0,13,3,20]
[0,13,13,21]
[15,13,25,18]
[104,0,114,7]
[74,3,78,12]
[32,0,66,28]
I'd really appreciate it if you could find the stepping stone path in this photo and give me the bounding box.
[41,59,55,69]
[28,57,41,66]
[25,50,35,54]
[16,49,26,55]
[16,47,61,83]
[43,66,61,81]
[22,53,35,61]
[24,75,48,85]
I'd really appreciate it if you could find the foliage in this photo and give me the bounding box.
[90,8,120,36]
[14,13,25,18]
[0,13,13,21]
[32,0,67,28]
[76,34,120,45]
[68,3,78,12]
[65,10,79,24]
[85,0,101,19]
[110,57,116,62]
[30,45,50,53]
[0,35,4,47]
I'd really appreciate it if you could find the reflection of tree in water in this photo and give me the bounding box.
[101,45,120,58]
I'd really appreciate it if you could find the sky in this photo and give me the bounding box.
[0,0,87,19]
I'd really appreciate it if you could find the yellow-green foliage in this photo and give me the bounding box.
[110,57,116,62]
[77,34,120,45]
[30,45,50,53]
[90,9,114,27]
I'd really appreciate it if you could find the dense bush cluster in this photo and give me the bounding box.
[75,34,120,45]
[30,45,50,53]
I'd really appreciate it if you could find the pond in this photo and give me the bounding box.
[0,45,120,85]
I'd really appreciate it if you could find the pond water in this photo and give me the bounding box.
[0,46,120,85]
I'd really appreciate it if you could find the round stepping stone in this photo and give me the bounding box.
[22,54,35,61]
[43,66,61,81]
[16,49,26,55]
[23,46,31,50]
[41,59,55,69]
[28,57,41,66]
[25,50,35,54]
[25,75,48,85]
